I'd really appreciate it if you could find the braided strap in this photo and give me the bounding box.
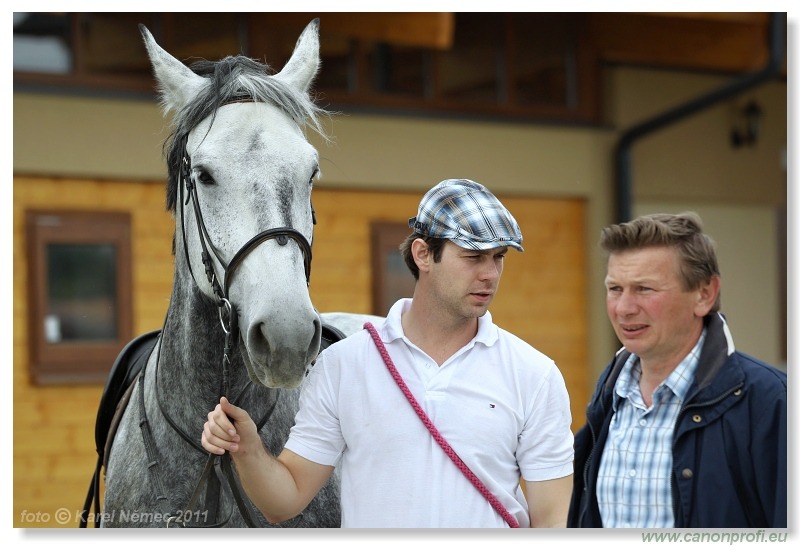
[363,322,520,528]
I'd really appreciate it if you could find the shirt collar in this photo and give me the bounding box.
[613,328,706,409]
[666,329,705,401]
[383,298,410,342]
[383,298,498,346]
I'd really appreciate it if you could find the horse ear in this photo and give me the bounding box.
[139,24,207,114]
[273,18,320,93]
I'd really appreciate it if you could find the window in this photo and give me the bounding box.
[26,211,133,384]
[370,222,416,316]
[13,12,601,124]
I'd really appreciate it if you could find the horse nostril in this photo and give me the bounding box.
[309,318,322,365]
[250,322,272,359]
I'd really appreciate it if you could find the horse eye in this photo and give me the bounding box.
[195,170,215,186]
[309,167,319,186]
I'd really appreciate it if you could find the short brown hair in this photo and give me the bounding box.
[399,233,447,280]
[600,212,721,312]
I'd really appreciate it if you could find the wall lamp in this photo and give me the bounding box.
[730,100,763,148]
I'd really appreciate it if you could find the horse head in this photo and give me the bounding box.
[140,20,325,389]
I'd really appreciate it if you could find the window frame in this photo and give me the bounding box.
[370,221,417,316]
[26,210,133,384]
[12,12,602,125]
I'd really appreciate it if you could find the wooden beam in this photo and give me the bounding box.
[647,12,771,24]
[250,12,455,49]
[587,13,771,73]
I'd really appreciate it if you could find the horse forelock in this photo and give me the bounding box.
[164,55,328,213]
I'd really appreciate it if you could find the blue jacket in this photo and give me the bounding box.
[568,313,787,528]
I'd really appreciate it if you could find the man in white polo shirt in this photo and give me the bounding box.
[201,179,574,528]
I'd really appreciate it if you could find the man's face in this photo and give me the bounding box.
[605,246,712,368]
[426,241,507,320]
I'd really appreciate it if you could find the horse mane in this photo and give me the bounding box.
[163,55,329,213]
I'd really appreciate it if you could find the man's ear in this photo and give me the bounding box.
[411,238,431,273]
[694,274,721,317]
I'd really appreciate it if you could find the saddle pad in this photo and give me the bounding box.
[94,330,161,461]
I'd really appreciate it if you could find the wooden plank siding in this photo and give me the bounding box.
[13,176,173,528]
[13,177,588,527]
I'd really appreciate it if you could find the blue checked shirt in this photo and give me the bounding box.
[596,331,705,528]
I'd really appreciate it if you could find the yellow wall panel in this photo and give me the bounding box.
[13,177,588,527]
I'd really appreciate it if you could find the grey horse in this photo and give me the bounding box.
[101,19,380,527]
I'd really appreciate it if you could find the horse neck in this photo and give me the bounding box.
[157,260,256,417]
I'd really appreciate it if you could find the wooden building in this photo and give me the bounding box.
[11,12,787,527]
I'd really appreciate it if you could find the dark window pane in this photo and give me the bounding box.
[46,243,118,342]
[317,35,353,92]
[439,13,504,104]
[13,12,72,74]
[512,14,579,108]
[370,44,427,97]
[80,13,164,79]
[370,222,416,316]
[381,249,415,311]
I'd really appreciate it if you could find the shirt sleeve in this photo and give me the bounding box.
[284,350,345,467]
[517,362,574,481]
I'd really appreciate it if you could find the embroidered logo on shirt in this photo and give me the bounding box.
[489,403,496,409]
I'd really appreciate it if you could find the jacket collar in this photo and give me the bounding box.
[694,312,736,391]
[597,312,740,409]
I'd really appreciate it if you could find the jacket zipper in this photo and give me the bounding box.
[670,383,744,526]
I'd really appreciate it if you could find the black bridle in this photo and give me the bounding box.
[175,129,315,394]
[138,116,316,527]
[177,130,314,302]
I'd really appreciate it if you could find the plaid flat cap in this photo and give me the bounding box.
[408,179,524,251]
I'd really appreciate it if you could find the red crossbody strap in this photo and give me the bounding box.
[363,322,520,528]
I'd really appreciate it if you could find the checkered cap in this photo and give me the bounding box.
[408,179,524,251]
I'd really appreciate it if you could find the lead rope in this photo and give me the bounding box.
[363,322,520,528]
[216,299,261,527]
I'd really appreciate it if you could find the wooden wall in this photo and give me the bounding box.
[309,187,589,418]
[13,176,173,528]
[13,177,587,527]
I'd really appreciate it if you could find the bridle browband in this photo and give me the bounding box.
[138,97,316,527]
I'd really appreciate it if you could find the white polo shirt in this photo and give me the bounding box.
[285,299,574,528]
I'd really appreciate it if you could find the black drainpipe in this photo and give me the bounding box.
[614,12,786,223]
